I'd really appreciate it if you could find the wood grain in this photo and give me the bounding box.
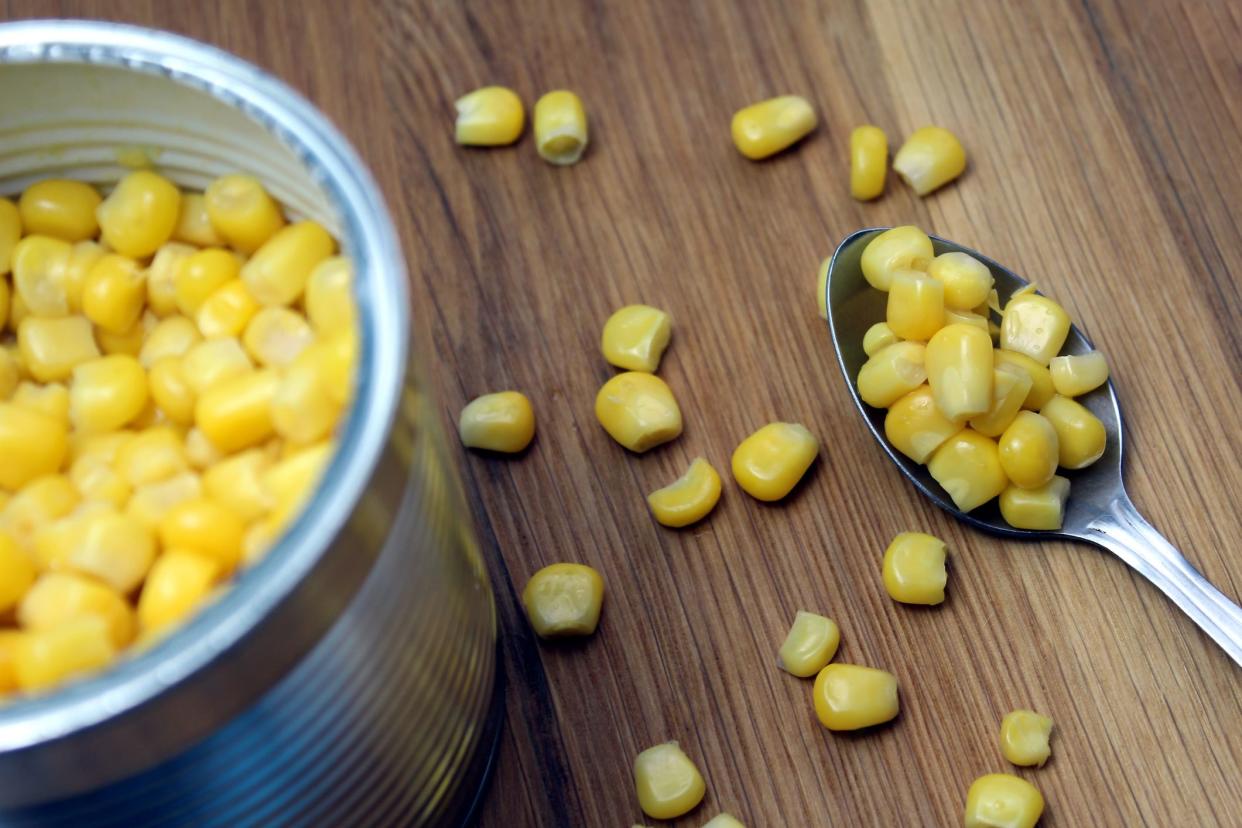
[4,1,1239,824]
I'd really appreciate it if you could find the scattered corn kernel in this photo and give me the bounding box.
[197,279,258,338]
[534,90,589,165]
[18,315,100,382]
[861,226,933,291]
[963,773,1044,828]
[601,304,672,372]
[647,457,722,527]
[19,179,102,242]
[857,341,927,408]
[172,192,225,247]
[1040,395,1106,469]
[701,814,745,828]
[998,411,1059,490]
[12,234,73,315]
[1049,351,1108,398]
[18,571,134,647]
[204,174,286,254]
[993,349,1055,411]
[1000,293,1071,366]
[892,126,966,196]
[813,663,900,730]
[195,368,279,453]
[455,85,525,146]
[778,610,840,677]
[887,270,945,341]
[13,616,116,693]
[0,403,69,489]
[969,364,1033,438]
[522,562,604,638]
[241,221,335,306]
[70,355,149,433]
[595,372,682,453]
[731,95,816,161]
[96,170,181,258]
[849,125,887,200]
[885,385,961,463]
[305,257,355,335]
[926,323,993,421]
[928,429,1008,512]
[1000,476,1071,531]
[634,742,706,820]
[862,322,899,357]
[0,533,36,613]
[731,422,818,501]
[882,532,948,605]
[1000,709,1054,767]
[458,391,536,453]
[137,550,220,635]
[927,251,993,310]
[243,306,314,367]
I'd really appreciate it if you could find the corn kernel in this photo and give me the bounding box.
[0,197,19,276]
[849,125,887,200]
[181,337,253,396]
[1000,476,1070,531]
[816,258,830,320]
[0,278,9,341]
[812,663,900,730]
[0,349,17,399]
[731,95,816,161]
[8,292,29,330]
[963,773,1044,828]
[60,241,104,315]
[999,709,1053,767]
[12,381,69,424]
[139,315,202,367]
[994,349,1055,411]
[204,174,286,254]
[883,531,948,605]
[1000,293,1071,366]
[69,454,131,508]
[777,610,840,677]
[184,427,224,470]
[262,442,332,515]
[241,221,335,306]
[969,364,1033,438]
[885,385,961,463]
[12,234,73,315]
[702,814,745,828]
[126,472,202,530]
[13,616,116,693]
[0,404,69,489]
[29,505,92,570]
[96,310,154,357]
[926,324,993,421]
[857,341,927,408]
[203,448,272,522]
[0,630,21,693]
[305,257,356,335]
[647,457,722,527]
[534,90,589,165]
[19,179,101,241]
[944,307,990,333]
[241,516,282,567]
[18,571,134,647]
[70,429,135,465]
[927,251,993,310]
[137,550,220,635]
[97,170,181,258]
[522,562,604,638]
[862,322,899,357]
[272,345,343,445]
[1049,350,1108,397]
[454,85,525,146]
[998,411,1059,489]
[1,474,79,552]
[731,422,818,501]
[595,372,681,453]
[1040,395,1106,469]
[147,357,196,425]
[116,426,189,486]
[196,279,259,339]
[172,192,225,247]
[243,306,314,367]
[69,355,149,433]
[319,327,358,408]
[18,315,100,382]
[175,247,240,316]
[195,368,279,453]
[634,742,705,820]
[601,304,672,373]
[0,532,35,613]
[145,242,197,316]
[60,510,156,594]
[861,226,933,291]
[887,270,945,341]
[928,429,1008,512]
[159,497,244,574]
[892,126,967,196]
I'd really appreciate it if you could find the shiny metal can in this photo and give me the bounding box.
[0,20,498,826]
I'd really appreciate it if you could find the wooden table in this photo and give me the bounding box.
[7,1,1239,824]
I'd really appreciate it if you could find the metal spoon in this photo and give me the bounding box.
[825,227,1242,667]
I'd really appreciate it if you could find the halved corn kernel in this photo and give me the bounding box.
[145,242,197,316]
[137,550,220,635]
[195,368,279,453]
[862,322,899,357]
[1000,293,1071,365]
[242,306,314,367]
[534,90,589,165]
[139,315,202,367]
[241,221,335,306]
[731,95,816,161]
[0,532,36,613]
[96,170,181,258]
[61,510,156,593]
[647,457,722,527]
[1040,395,1106,469]
[204,174,286,254]
[1049,350,1108,397]
[702,814,745,828]
[994,349,1055,411]
[998,411,1059,490]
[14,616,116,693]
[849,125,887,200]
[18,315,100,382]
[305,257,355,335]
[601,304,672,372]
[927,251,993,310]
[595,372,682,453]
[148,357,196,425]
[116,426,189,487]
[882,531,947,605]
[455,85,525,146]
[963,773,1044,828]
[731,422,818,501]
[20,179,102,242]
[969,364,1033,438]
[0,197,20,276]
[633,742,706,820]
[887,270,945,341]
[181,337,253,396]
[926,323,993,421]
[175,247,239,317]
[778,610,840,677]
[70,355,149,433]
[1000,476,1070,531]
[457,391,535,453]
[172,192,225,247]
[1000,709,1053,767]
[522,562,604,638]
[861,226,934,291]
[892,126,966,196]
[159,497,244,574]
[18,571,134,647]
[857,341,927,408]
[816,258,830,320]
[0,404,69,489]
[885,385,960,463]
[813,663,900,730]
[1,474,79,551]
[126,472,202,530]
[12,381,70,424]
[928,429,1008,512]
[203,449,272,522]
[197,279,259,338]
[12,234,72,315]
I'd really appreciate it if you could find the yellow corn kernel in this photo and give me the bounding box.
[61,240,107,314]
[12,381,69,424]
[30,504,93,570]
[243,306,314,367]
[145,241,197,316]
[126,472,202,530]
[241,518,282,567]
[849,125,887,200]
[0,629,21,693]
[318,327,358,408]
[0,197,19,276]
[925,324,993,421]
[204,174,286,254]
[887,270,945,341]
[196,279,259,339]
[999,709,1053,768]
[1049,350,1109,397]
[1000,293,1071,366]
[0,348,17,399]
[305,257,356,335]
[927,251,993,310]
[70,429,135,465]
[9,291,30,330]
[97,170,181,258]
[963,773,1044,828]
[1,474,79,552]
[147,357,196,425]
[998,411,1059,490]
[1000,476,1070,531]
[731,95,816,161]
[812,663,900,730]
[454,85,525,146]
[19,179,101,241]
[69,454,131,508]
[17,315,100,383]
[0,533,36,613]
[522,562,604,638]
[857,341,927,409]
[60,510,156,594]
[601,304,672,373]
[595,372,682,453]
[175,247,240,317]
[262,442,332,516]
[634,742,705,820]
[993,349,1055,411]
[0,404,69,489]
[18,571,134,647]
[69,355,149,433]
[882,531,948,605]
[457,392,538,454]
[241,221,335,306]
[0,277,9,341]
[172,192,225,247]
[816,257,830,320]
[12,234,73,315]
[13,616,116,693]
[892,126,967,196]
[702,815,745,828]
[862,322,899,357]
[860,225,933,291]
[137,549,220,635]
[139,315,202,367]
[647,457,722,528]
[777,610,840,677]
[1040,395,1106,469]
[533,90,589,165]
[271,347,343,446]
[96,310,153,357]
[158,497,244,574]
[944,307,990,334]
[181,337,253,397]
[731,422,819,502]
[184,427,224,470]
[885,385,964,464]
[195,368,279,454]
[203,449,273,522]
[116,426,189,486]
[927,430,1006,515]
[969,364,1033,438]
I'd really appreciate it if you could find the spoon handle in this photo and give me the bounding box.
[1082,494,1242,667]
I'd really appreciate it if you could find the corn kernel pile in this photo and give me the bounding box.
[0,171,357,697]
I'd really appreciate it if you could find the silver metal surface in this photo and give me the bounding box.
[0,20,498,823]
[826,228,1242,667]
